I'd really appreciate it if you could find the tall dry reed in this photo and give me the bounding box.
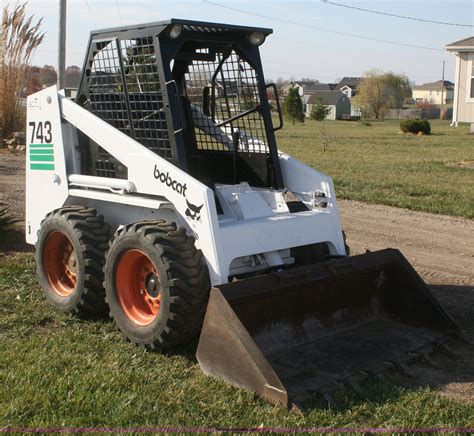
[1,2,44,141]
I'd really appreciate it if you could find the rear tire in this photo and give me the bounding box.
[104,220,210,349]
[36,206,111,315]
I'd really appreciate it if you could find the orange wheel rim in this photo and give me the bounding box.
[43,231,78,297]
[116,249,161,326]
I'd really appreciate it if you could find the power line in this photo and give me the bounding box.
[114,0,124,25]
[321,0,474,28]
[202,0,444,52]
[265,68,341,82]
[37,49,83,56]
[84,0,98,28]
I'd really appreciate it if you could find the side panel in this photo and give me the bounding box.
[25,87,69,244]
[279,152,346,254]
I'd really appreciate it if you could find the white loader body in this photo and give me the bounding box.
[26,87,346,286]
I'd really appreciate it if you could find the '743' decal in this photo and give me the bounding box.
[29,121,52,144]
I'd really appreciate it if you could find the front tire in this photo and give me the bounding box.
[36,206,110,315]
[104,220,210,349]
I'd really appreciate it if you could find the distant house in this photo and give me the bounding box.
[412,80,454,105]
[305,90,351,120]
[336,77,362,98]
[446,36,474,128]
[336,77,362,116]
[280,80,336,99]
[280,80,338,114]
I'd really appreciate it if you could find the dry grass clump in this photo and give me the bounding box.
[0,206,18,239]
[0,2,44,141]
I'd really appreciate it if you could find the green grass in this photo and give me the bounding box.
[1,119,473,429]
[1,254,473,429]
[275,119,474,219]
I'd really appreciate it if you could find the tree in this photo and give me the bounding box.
[284,86,304,124]
[353,70,412,119]
[1,2,45,140]
[38,65,57,87]
[310,97,331,121]
[65,65,81,88]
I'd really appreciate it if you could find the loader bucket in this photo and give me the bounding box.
[196,249,459,407]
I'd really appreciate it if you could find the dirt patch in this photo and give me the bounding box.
[0,149,473,403]
[446,160,474,170]
[339,199,474,402]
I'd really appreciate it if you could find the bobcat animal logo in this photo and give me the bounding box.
[185,199,203,221]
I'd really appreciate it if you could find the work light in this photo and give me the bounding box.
[249,31,265,46]
[169,23,183,39]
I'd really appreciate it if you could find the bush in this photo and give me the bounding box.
[400,119,431,135]
[0,206,17,239]
[309,98,331,121]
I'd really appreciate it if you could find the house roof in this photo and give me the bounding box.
[281,81,337,93]
[337,77,362,90]
[446,36,474,51]
[308,90,346,105]
[412,80,454,91]
[304,83,337,92]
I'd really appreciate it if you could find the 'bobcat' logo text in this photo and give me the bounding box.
[154,165,187,197]
[153,165,203,222]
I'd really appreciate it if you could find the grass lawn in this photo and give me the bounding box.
[276,119,474,219]
[1,119,473,429]
[1,254,473,429]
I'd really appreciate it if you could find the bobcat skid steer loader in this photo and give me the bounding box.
[26,19,460,408]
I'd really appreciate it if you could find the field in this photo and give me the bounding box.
[1,119,473,430]
[276,119,474,219]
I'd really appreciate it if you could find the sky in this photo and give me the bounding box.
[8,0,474,84]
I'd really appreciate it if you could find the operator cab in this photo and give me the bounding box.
[76,19,284,191]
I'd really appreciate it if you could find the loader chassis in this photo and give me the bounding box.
[26,19,460,408]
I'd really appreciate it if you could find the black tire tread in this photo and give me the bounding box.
[38,206,110,315]
[106,220,210,349]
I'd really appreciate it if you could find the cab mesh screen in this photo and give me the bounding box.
[184,48,269,153]
[87,37,172,164]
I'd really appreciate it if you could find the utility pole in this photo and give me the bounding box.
[58,0,67,89]
[440,60,445,120]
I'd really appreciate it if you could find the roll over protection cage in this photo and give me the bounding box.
[76,19,284,189]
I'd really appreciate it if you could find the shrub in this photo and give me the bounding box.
[400,119,431,135]
[415,101,435,111]
[0,206,17,239]
[1,3,45,140]
[309,98,330,121]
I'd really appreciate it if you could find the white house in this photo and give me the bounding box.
[412,80,454,105]
[446,36,474,129]
[305,90,351,120]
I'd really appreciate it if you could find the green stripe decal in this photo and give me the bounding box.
[30,163,55,170]
[29,143,54,148]
[30,155,54,162]
[30,148,54,155]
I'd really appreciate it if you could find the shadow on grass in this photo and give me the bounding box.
[0,226,32,255]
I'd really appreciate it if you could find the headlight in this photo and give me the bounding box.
[313,191,328,208]
[249,31,266,46]
[169,24,183,39]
